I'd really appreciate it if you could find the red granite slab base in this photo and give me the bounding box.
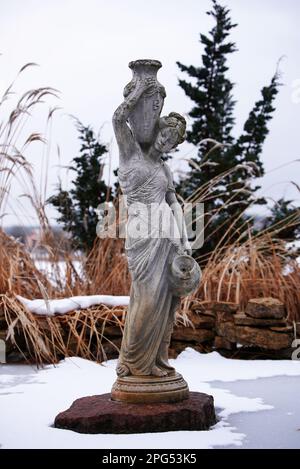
[54,392,216,434]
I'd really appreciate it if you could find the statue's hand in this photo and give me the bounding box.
[136,77,157,95]
[126,77,156,98]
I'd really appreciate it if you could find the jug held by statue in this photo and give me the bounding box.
[169,254,201,297]
[123,59,166,146]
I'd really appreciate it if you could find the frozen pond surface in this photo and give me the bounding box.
[212,375,300,449]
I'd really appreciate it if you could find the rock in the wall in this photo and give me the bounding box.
[172,327,215,343]
[234,312,287,327]
[216,320,292,350]
[245,298,285,319]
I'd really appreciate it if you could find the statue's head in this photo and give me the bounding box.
[154,112,186,153]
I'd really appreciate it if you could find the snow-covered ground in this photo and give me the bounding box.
[1,349,300,449]
[34,259,84,287]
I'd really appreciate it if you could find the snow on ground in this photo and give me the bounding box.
[17,295,130,316]
[1,348,300,449]
[34,260,84,287]
[283,241,300,273]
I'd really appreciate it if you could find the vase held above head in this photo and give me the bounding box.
[123,59,166,146]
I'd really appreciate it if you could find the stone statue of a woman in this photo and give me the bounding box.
[53,62,215,431]
[111,60,200,403]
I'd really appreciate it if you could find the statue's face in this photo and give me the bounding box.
[154,127,178,153]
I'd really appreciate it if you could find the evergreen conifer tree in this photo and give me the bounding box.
[48,122,112,251]
[264,198,300,242]
[176,0,279,256]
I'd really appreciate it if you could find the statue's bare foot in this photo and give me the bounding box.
[116,363,130,377]
[151,365,168,377]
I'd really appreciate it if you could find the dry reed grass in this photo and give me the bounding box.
[84,237,130,296]
[1,294,127,364]
[0,224,53,298]
[188,235,300,322]
[177,149,300,322]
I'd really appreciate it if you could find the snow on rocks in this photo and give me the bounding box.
[16,294,130,316]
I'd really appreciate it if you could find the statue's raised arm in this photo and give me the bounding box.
[112,79,150,163]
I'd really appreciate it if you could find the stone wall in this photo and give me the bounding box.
[0,297,298,363]
[171,298,297,359]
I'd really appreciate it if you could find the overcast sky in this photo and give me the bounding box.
[0,0,299,226]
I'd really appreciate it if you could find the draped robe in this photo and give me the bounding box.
[117,156,182,376]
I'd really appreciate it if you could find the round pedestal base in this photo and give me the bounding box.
[54,392,216,434]
[111,372,189,404]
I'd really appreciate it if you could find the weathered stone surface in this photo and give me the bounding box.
[212,302,239,313]
[54,392,216,434]
[191,301,238,314]
[245,298,285,319]
[102,326,123,337]
[236,326,292,350]
[102,338,122,359]
[190,301,214,313]
[214,336,236,351]
[172,327,214,343]
[216,321,292,350]
[234,312,287,327]
[66,336,80,354]
[270,326,293,333]
[169,341,213,358]
[38,318,63,333]
[188,311,215,329]
[192,309,216,318]
[215,320,237,343]
[168,340,188,356]
[125,60,165,146]
[216,311,235,323]
[111,372,189,404]
[92,312,124,322]
[103,309,126,320]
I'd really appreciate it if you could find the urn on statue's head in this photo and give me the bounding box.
[123,59,166,146]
